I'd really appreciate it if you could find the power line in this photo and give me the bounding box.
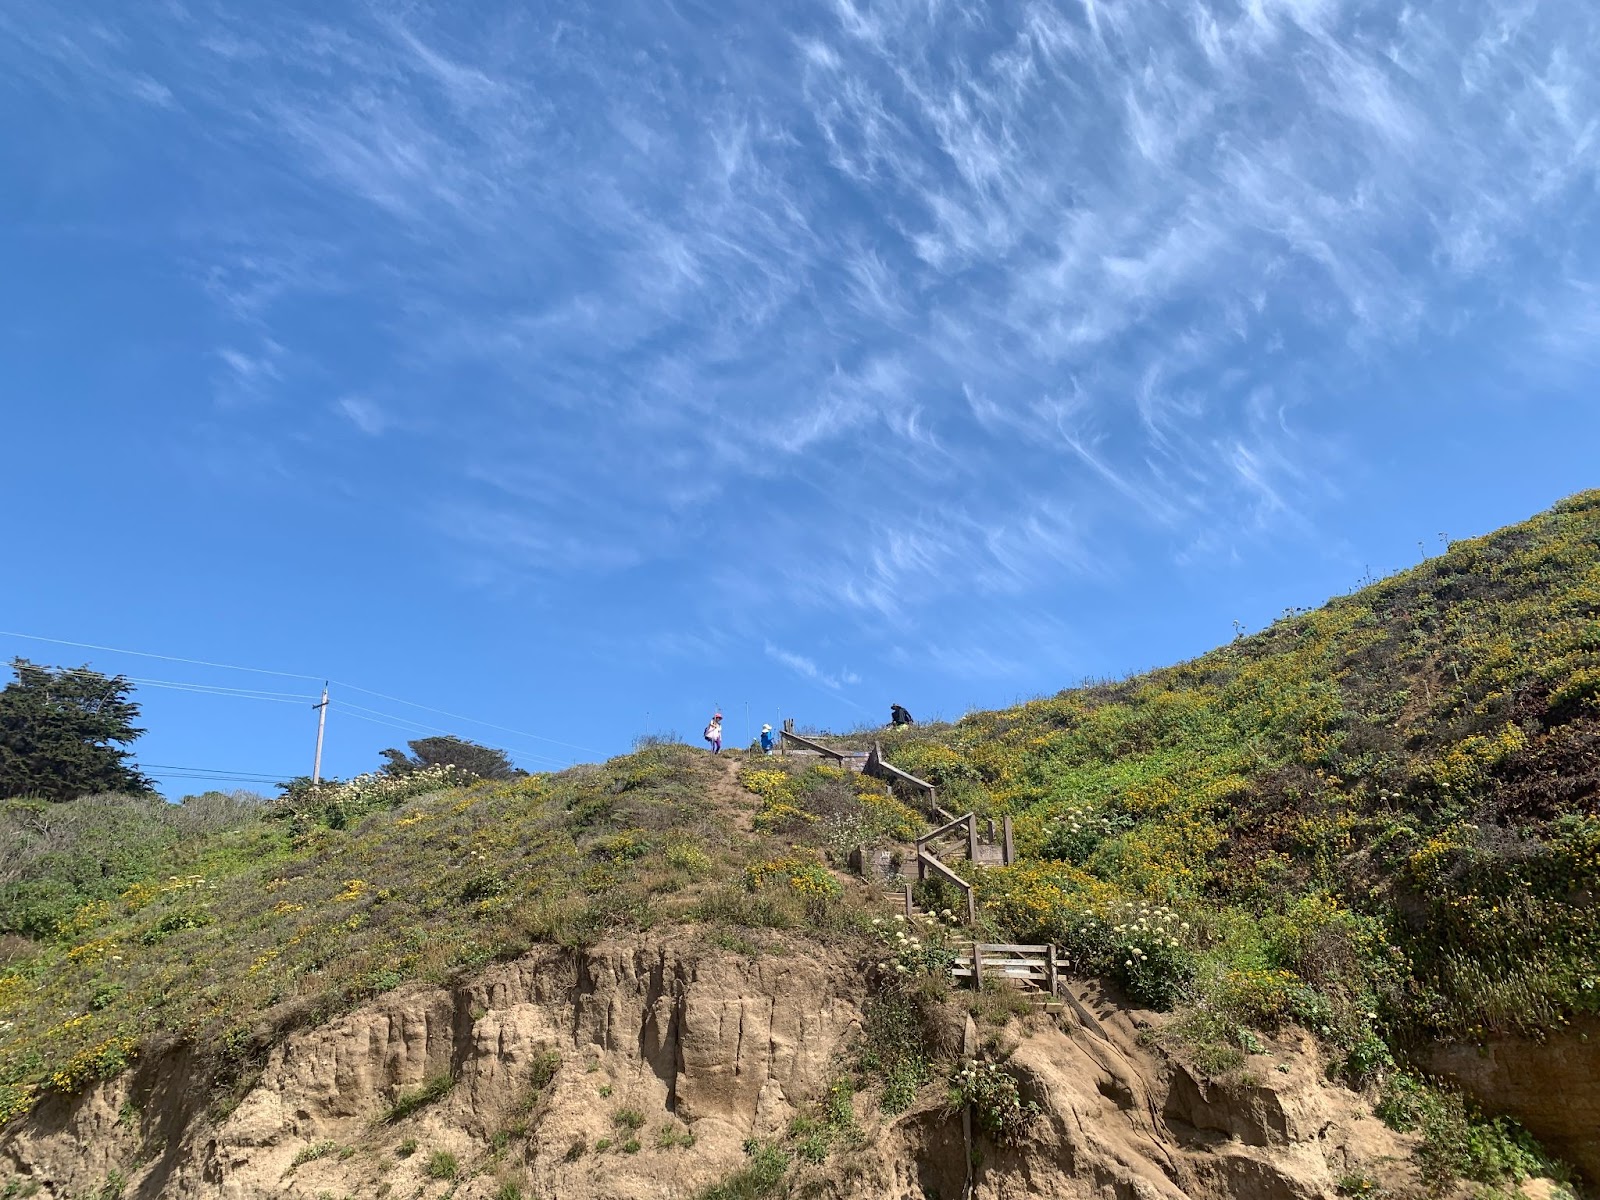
[124,677,317,700]
[0,632,322,682]
[144,766,290,783]
[337,706,575,769]
[329,681,603,754]
[0,630,603,756]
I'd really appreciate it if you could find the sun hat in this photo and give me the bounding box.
[762,723,772,732]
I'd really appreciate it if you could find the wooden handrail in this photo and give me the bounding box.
[779,729,848,763]
[917,811,973,848]
[866,741,938,811]
[917,849,977,924]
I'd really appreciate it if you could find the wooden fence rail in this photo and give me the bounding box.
[949,943,1059,994]
[778,729,850,765]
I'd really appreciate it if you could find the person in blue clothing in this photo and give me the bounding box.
[759,723,775,754]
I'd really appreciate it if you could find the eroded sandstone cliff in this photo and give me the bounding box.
[2,935,1435,1200]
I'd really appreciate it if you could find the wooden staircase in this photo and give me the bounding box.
[787,729,1064,1011]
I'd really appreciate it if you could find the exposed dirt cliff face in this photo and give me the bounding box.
[1426,1019,1600,1184]
[3,937,1426,1200]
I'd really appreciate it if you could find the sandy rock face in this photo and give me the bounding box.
[842,990,1418,1200]
[1426,1018,1600,1183]
[4,945,1423,1200]
[2,935,861,1200]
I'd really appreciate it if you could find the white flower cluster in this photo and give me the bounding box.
[1106,900,1189,967]
[872,908,962,976]
[272,763,477,824]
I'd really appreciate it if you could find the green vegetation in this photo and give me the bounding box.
[378,735,526,782]
[0,660,151,801]
[788,1077,860,1163]
[381,1072,454,1123]
[0,743,787,1124]
[695,1141,791,1200]
[1376,1073,1565,1189]
[869,491,1600,1075]
[4,491,1599,1197]
[424,1149,459,1180]
[286,1140,338,1173]
[656,1121,696,1149]
[948,1060,1036,1145]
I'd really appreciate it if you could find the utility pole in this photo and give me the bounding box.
[312,683,329,784]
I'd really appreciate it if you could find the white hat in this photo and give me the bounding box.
[762,723,772,732]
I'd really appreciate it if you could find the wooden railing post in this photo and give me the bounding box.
[972,943,984,989]
[1002,815,1014,866]
[1046,943,1058,996]
[967,814,978,864]
[966,884,977,926]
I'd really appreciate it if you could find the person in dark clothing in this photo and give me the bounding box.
[890,704,914,727]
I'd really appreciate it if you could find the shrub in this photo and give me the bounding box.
[870,911,963,980]
[789,1077,859,1163]
[382,1072,454,1123]
[285,1141,338,1174]
[424,1150,460,1181]
[1103,901,1194,1010]
[656,1122,696,1149]
[695,1141,789,1200]
[613,1106,645,1131]
[743,856,841,900]
[948,1059,1037,1145]
[857,992,930,1114]
[1376,1074,1559,1187]
[666,844,712,875]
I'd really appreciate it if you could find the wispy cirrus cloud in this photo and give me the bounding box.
[765,642,862,692]
[9,0,1600,684]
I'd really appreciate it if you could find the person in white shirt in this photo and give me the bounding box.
[704,712,724,754]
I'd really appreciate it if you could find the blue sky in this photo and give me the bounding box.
[3,0,1598,794]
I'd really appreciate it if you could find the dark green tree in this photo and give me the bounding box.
[378,735,523,781]
[0,660,153,801]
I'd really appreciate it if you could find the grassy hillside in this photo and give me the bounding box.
[875,488,1600,1064]
[3,490,1598,1194]
[0,752,900,1130]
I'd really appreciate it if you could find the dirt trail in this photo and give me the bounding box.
[706,751,757,834]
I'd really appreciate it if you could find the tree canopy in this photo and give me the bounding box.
[378,735,523,781]
[0,660,153,801]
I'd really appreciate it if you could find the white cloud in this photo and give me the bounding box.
[18,0,1600,643]
[764,642,860,691]
[336,396,390,436]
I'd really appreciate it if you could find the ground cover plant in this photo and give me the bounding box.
[860,492,1600,1094]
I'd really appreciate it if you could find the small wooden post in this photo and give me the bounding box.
[1046,943,1058,996]
[903,885,913,919]
[1002,815,1014,866]
[967,814,978,864]
[965,884,977,926]
[971,944,984,989]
